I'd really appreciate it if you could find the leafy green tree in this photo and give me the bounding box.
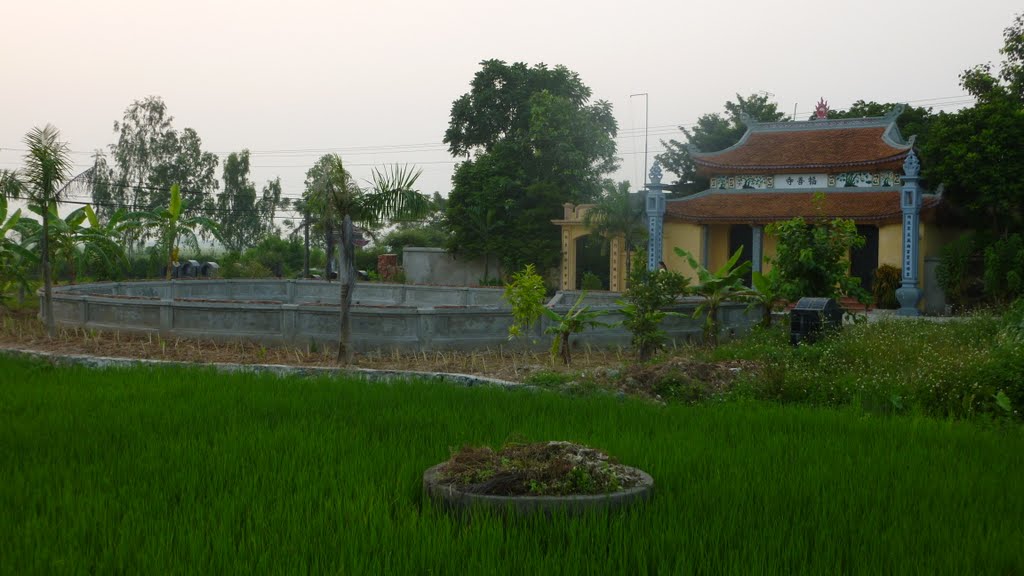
[922,13,1024,234]
[582,180,647,280]
[98,97,220,246]
[2,125,73,337]
[765,205,868,304]
[656,93,786,192]
[312,156,429,364]
[503,264,548,341]
[617,253,690,360]
[444,60,618,272]
[675,246,752,346]
[216,151,265,252]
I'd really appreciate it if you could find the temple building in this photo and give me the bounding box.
[556,102,957,313]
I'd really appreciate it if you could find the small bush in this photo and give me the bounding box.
[983,233,1024,304]
[871,264,901,309]
[580,271,603,291]
[936,233,975,310]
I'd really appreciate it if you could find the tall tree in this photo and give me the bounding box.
[3,125,73,338]
[656,93,786,193]
[310,156,429,364]
[98,97,219,246]
[216,150,273,253]
[922,13,1024,234]
[149,127,220,223]
[443,60,618,273]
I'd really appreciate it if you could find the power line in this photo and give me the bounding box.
[0,93,974,159]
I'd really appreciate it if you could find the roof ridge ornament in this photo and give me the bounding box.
[903,149,920,178]
[739,111,754,126]
[648,161,663,185]
[814,97,829,119]
[885,104,906,121]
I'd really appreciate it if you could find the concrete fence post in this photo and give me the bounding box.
[282,304,299,345]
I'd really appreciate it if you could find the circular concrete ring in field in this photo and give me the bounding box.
[422,463,654,516]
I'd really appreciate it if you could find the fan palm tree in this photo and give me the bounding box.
[310,156,429,364]
[2,126,73,338]
[582,180,647,289]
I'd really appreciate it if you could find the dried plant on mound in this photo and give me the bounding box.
[438,441,642,496]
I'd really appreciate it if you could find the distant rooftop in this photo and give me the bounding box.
[689,106,915,175]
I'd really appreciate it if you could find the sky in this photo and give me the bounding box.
[1,0,1020,223]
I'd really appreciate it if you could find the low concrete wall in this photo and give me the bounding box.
[46,280,761,353]
[403,247,503,286]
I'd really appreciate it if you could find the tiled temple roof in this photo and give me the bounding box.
[690,111,914,175]
[665,189,940,225]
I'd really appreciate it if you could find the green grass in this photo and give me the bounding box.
[709,316,1024,420]
[2,356,1022,574]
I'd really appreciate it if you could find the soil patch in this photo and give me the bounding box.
[437,442,643,496]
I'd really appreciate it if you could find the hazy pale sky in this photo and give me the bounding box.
[1,0,1019,218]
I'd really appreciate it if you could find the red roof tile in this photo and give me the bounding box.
[693,125,911,175]
[665,191,940,225]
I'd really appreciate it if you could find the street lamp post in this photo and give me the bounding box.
[630,92,648,188]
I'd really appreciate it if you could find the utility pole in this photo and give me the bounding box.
[630,93,649,186]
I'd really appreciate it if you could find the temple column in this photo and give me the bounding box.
[751,225,764,273]
[896,151,923,316]
[700,225,710,267]
[645,163,667,273]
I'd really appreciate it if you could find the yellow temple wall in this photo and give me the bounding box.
[663,223,703,282]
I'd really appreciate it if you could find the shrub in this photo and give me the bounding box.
[765,201,869,304]
[580,271,603,291]
[983,233,1024,304]
[871,264,901,309]
[617,253,690,360]
[503,264,547,341]
[936,233,975,310]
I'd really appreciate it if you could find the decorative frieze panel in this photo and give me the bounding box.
[710,171,902,190]
[710,175,774,190]
[827,171,901,188]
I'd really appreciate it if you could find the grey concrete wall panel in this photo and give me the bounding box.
[44,280,760,352]
[403,247,504,286]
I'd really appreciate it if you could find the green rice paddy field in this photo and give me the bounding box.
[1,355,1022,574]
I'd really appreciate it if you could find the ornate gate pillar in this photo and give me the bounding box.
[896,151,923,316]
[645,162,668,271]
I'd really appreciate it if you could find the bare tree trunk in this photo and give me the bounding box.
[41,207,54,339]
[561,333,571,365]
[324,224,335,282]
[336,215,356,365]
[303,211,310,279]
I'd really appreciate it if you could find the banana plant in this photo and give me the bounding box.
[27,202,126,284]
[747,268,787,328]
[675,246,752,347]
[0,195,39,303]
[137,184,222,279]
[542,292,610,365]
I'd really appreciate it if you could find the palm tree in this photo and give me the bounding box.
[309,156,429,364]
[582,180,647,289]
[2,126,73,338]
